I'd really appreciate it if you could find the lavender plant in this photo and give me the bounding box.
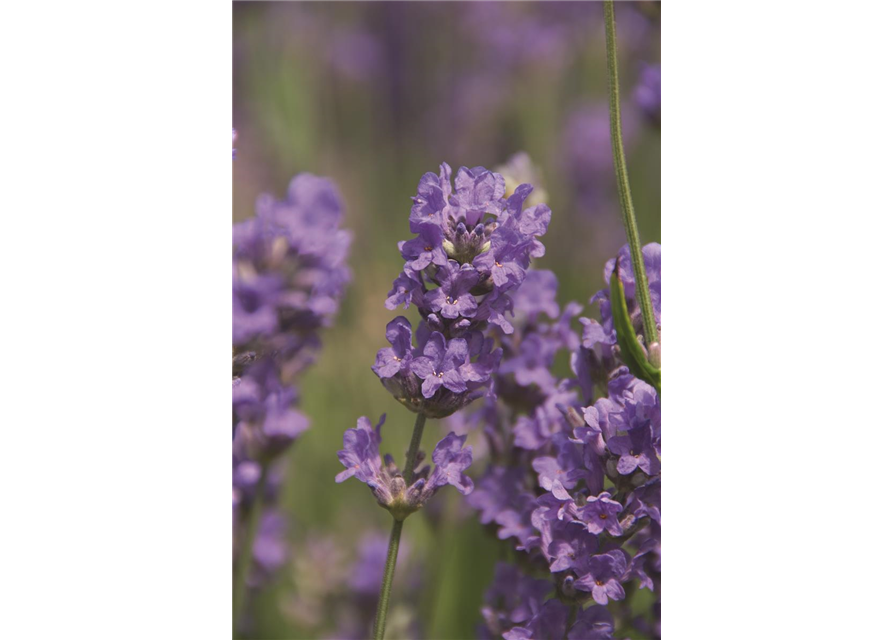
[467,4,661,637]
[336,162,552,639]
[232,173,352,631]
[468,245,661,638]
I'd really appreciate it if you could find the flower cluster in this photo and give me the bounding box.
[233,173,352,460]
[377,163,551,418]
[336,415,474,521]
[467,246,661,639]
[232,174,351,377]
[232,173,352,589]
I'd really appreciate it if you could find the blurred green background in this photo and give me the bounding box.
[234,2,659,638]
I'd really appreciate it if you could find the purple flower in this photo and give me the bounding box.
[607,424,660,476]
[232,270,282,346]
[466,466,537,545]
[426,432,475,495]
[400,223,448,272]
[580,398,614,440]
[630,538,659,592]
[636,63,661,125]
[564,102,640,180]
[451,165,506,226]
[629,476,662,525]
[385,267,425,311]
[612,375,660,442]
[578,491,624,536]
[250,510,288,587]
[575,551,628,605]
[503,599,567,640]
[601,242,661,327]
[532,440,587,500]
[473,229,529,291]
[475,291,515,335]
[372,317,414,379]
[512,382,578,451]
[335,415,387,488]
[542,518,597,575]
[480,563,553,639]
[501,333,558,392]
[568,606,615,640]
[513,269,560,321]
[409,331,469,398]
[580,317,613,353]
[409,163,452,233]
[233,363,310,461]
[423,261,480,319]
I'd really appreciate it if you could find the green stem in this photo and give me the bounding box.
[402,412,428,478]
[373,518,404,640]
[603,0,660,351]
[373,412,427,640]
[232,464,268,637]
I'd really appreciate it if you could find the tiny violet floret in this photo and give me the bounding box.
[606,424,660,476]
[578,491,624,536]
[575,551,628,605]
[336,415,474,520]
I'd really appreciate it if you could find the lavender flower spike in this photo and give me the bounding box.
[336,415,473,521]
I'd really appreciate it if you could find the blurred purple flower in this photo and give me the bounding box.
[636,63,661,125]
[327,28,384,82]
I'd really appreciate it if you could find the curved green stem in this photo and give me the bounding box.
[232,464,268,637]
[603,0,660,351]
[373,412,427,640]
